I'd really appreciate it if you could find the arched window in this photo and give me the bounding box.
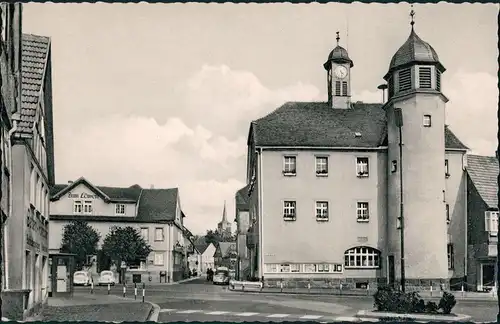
[344,246,381,269]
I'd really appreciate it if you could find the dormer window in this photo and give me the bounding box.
[418,67,432,89]
[115,204,125,215]
[398,68,412,92]
[436,70,441,92]
[423,115,432,127]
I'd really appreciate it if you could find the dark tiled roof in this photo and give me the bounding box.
[50,178,178,224]
[467,155,499,209]
[136,188,178,223]
[250,101,468,150]
[194,236,209,254]
[235,184,250,211]
[216,242,237,258]
[19,34,51,133]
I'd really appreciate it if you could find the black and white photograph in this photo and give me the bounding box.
[0,1,498,323]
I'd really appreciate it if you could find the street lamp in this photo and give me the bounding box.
[394,107,405,292]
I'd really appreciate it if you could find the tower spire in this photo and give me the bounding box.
[410,5,415,30]
[222,200,227,222]
[336,31,340,46]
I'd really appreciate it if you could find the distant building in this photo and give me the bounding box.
[217,201,232,239]
[466,155,498,292]
[49,177,193,283]
[234,184,251,280]
[245,19,470,290]
[194,237,215,273]
[214,242,237,269]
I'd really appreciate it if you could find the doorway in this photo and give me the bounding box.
[482,263,495,288]
[388,255,395,287]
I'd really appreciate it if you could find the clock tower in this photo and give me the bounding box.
[324,31,353,109]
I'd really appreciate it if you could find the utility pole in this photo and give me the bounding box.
[496,117,499,322]
[394,108,405,292]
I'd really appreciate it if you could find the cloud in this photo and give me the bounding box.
[445,71,498,156]
[54,65,322,235]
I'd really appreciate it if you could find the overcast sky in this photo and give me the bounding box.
[23,3,498,235]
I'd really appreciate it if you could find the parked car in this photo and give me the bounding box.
[73,271,93,286]
[213,267,230,285]
[97,270,116,286]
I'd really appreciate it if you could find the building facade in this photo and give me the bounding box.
[466,155,498,292]
[245,18,470,290]
[49,178,192,283]
[214,242,237,269]
[3,26,54,319]
[235,184,251,280]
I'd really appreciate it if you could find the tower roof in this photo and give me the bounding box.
[385,9,445,78]
[323,31,353,70]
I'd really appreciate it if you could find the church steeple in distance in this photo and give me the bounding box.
[222,200,227,223]
[217,200,232,238]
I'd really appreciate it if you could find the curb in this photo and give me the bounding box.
[356,310,472,322]
[145,301,161,322]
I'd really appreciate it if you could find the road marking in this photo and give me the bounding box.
[206,311,230,315]
[159,309,177,313]
[236,312,260,316]
[267,314,290,318]
[335,316,361,322]
[300,315,323,319]
[176,310,202,314]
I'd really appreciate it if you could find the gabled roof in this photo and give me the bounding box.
[235,184,250,211]
[18,34,51,133]
[50,178,180,224]
[249,102,468,150]
[215,242,237,258]
[194,236,209,254]
[467,155,499,209]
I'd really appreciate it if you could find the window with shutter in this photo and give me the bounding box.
[335,81,341,96]
[342,81,348,96]
[419,67,432,88]
[388,76,394,99]
[436,70,441,91]
[398,68,412,92]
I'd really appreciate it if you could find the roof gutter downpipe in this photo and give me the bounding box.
[256,148,264,280]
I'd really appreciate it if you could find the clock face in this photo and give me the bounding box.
[334,66,348,79]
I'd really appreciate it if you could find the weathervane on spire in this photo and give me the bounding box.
[336,31,340,46]
[410,5,415,29]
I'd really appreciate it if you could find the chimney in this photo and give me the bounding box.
[68,181,73,185]
[377,84,388,104]
[150,184,155,189]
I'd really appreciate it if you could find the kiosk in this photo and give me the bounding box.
[48,253,76,297]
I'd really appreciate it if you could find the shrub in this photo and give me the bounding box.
[373,285,394,311]
[425,301,439,314]
[438,292,457,314]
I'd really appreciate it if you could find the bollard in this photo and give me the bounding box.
[461,284,465,297]
[142,283,145,303]
[231,282,235,290]
[260,281,263,292]
[340,283,343,295]
[134,283,137,300]
[430,285,433,297]
[366,284,370,296]
[90,282,94,294]
[242,284,245,292]
[280,280,283,293]
[307,282,311,293]
[123,284,126,298]
[107,284,110,295]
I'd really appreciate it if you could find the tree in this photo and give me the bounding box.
[205,229,235,246]
[101,226,152,268]
[60,220,100,270]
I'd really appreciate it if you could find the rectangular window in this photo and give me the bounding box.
[485,211,499,236]
[423,114,432,127]
[154,228,164,241]
[447,244,454,270]
[446,204,450,224]
[391,160,397,173]
[342,81,348,96]
[280,264,291,273]
[283,201,296,221]
[357,202,369,222]
[445,159,450,177]
[73,201,82,214]
[356,157,369,177]
[290,264,300,272]
[333,264,343,273]
[335,81,341,96]
[283,156,296,176]
[265,264,278,273]
[315,156,328,176]
[115,204,125,215]
[317,264,330,272]
[398,68,412,92]
[141,228,149,242]
[154,252,164,266]
[83,201,93,215]
[418,67,432,89]
[303,264,317,273]
[315,201,329,221]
